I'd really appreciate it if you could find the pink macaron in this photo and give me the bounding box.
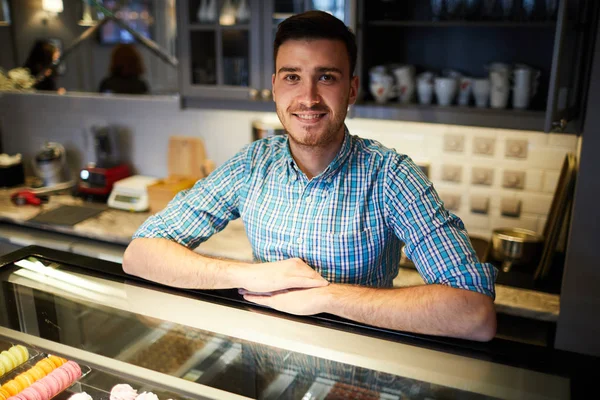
[62,362,82,380]
[29,382,50,400]
[17,387,42,400]
[46,373,64,395]
[51,368,70,390]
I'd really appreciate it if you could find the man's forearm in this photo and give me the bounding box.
[321,284,496,341]
[123,238,246,289]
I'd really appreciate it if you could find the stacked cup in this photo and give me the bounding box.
[369,66,395,104]
[488,62,512,109]
[391,65,416,104]
[512,64,540,109]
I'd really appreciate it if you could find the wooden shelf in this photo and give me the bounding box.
[366,20,556,28]
[351,102,547,131]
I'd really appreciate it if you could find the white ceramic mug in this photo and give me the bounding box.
[458,77,473,106]
[512,66,540,109]
[473,78,491,108]
[434,77,458,106]
[490,70,511,109]
[392,65,416,104]
[417,72,436,105]
[370,74,395,104]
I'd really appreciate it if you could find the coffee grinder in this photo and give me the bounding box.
[77,126,131,200]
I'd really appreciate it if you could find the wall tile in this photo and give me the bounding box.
[548,133,578,150]
[491,215,539,232]
[518,193,554,215]
[524,169,544,192]
[543,170,560,194]
[527,147,569,170]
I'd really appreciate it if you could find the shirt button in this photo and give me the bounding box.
[326,178,332,183]
[297,237,303,245]
[306,196,312,204]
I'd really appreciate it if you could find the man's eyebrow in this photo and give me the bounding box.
[316,67,343,75]
[277,67,300,74]
[277,66,344,75]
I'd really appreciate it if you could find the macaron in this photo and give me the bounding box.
[27,366,46,380]
[29,381,50,400]
[0,388,10,399]
[14,373,34,388]
[62,362,82,380]
[19,387,41,400]
[21,371,39,385]
[2,380,21,396]
[0,352,15,372]
[35,359,55,375]
[9,345,28,365]
[45,373,63,395]
[47,356,65,369]
[52,368,71,390]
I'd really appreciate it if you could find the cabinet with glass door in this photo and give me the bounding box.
[353,0,598,133]
[178,0,355,106]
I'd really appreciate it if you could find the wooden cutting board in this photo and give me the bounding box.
[168,136,207,180]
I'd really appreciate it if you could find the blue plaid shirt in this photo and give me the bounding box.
[134,130,497,298]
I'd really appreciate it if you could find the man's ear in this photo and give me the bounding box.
[348,75,359,105]
[271,73,276,102]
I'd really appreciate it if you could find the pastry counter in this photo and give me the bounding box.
[0,192,561,323]
[0,246,593,400]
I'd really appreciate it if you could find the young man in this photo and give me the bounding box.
[124,11,497,342]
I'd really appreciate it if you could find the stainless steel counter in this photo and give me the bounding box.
[0,247,576,399]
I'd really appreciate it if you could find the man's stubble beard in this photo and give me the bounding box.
[276,102,348,149]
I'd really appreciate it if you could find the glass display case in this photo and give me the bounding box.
[0,246,590,399]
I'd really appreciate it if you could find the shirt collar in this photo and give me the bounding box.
[282,126,352,183]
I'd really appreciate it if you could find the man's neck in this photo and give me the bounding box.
[289,132,345,180]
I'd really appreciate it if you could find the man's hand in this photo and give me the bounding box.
[236,258,329,293]
[240,286,330,315]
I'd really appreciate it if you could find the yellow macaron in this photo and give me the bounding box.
[9,345,28,364]
[35,359,55,375]
[47,355,65,368]
[0,352,15,372]
[14,373,33,388]
[28,365,46,380]
[1,380,20,396]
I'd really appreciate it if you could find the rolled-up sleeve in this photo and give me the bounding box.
[383,154,497,299]
[132,146,248,249]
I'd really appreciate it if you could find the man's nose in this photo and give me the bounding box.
[298,81,321,106]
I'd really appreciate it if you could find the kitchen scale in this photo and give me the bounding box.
[108,175,158,212]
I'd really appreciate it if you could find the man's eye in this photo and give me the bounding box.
[284,75,299,82]
[320,74,336,82]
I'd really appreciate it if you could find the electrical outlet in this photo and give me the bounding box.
[471,167,494,186]
[444,134,465,153]
[502,170,526,189]
[505,139,528,159]
[470,195,490,214]
[473,137,496,156]
[439,193,461,211]
[441,165,462,183]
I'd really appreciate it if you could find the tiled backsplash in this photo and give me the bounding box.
[345,119,579,239]
[0,93,579,240]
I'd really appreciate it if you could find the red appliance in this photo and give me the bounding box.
[77,164,131,197]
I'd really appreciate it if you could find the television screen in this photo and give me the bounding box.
[98,0,153,45]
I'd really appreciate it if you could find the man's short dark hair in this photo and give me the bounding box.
[274,10,357,77]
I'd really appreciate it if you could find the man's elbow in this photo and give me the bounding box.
[123,238,144,276]
[468,295,497,342]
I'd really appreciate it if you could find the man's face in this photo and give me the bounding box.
[272,39,359,148]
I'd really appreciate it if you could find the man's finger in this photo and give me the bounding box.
[288,276,329,289]
[244,294,273,306]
